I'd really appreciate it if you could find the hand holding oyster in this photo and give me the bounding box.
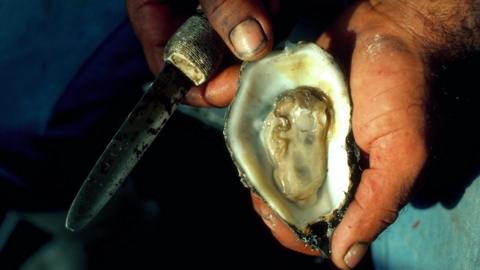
[224,43,360,257]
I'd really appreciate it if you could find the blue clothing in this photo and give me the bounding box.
[0,1,150,209]
[372,181,480,269]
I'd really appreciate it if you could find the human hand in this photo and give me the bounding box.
[126,0,281,107]
[311,2,430,268]
[253,0,480,268]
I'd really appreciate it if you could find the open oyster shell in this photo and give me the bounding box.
[224,43,360,257]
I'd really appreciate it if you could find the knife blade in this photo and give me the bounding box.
[66,14,225,232]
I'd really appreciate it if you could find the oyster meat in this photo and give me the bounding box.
[224,43,359,256]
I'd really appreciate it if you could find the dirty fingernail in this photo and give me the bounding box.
[229,19,266,59]
[344,242,368,269]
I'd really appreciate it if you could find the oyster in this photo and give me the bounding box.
[224,43,360,256]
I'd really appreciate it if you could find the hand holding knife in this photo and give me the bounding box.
[66,14,225,232]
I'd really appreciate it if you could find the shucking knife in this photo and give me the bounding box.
[65,14,225,232]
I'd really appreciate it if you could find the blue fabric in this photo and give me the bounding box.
[0,0,124,152]
[372,179,480,269]
[0,0,151,209]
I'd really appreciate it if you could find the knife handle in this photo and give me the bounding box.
[164,14,226,86]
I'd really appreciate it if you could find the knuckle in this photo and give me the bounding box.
[202,0,229,21]
[354,169,402,220]
[378,208,399,227]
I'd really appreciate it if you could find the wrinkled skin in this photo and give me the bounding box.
[127,0,477,268]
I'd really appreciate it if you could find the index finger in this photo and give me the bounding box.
[126,0,195,74]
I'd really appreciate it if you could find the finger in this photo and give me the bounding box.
[184,85,210,107]
[200,0,273,61]
[327,33,428,269]
[251,193,320,256]
[204,65,241,107]
[183,64,240,107]
[126,0,194,74]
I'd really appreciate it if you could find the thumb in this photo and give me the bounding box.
[331,169,400,269]
[331,128,427,269]
[200,0,273,61]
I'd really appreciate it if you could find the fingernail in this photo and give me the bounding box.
[229,18,266,59]
[344,242,368,269]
